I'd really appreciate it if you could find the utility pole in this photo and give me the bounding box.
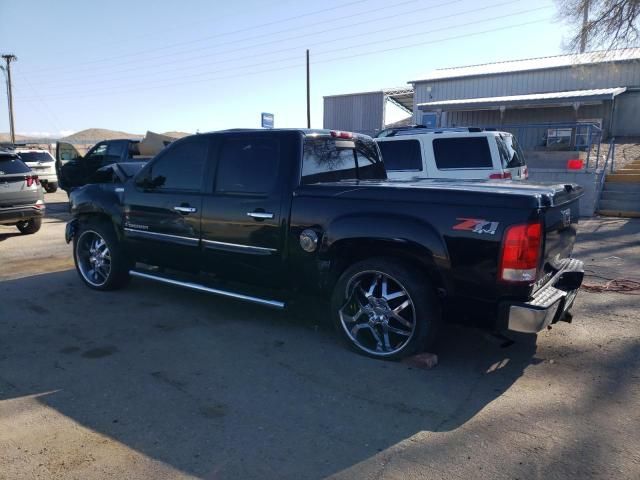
[580,0,590,53]
[1,54,17,144]
[306,49,311,129]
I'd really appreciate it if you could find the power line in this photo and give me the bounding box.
[14,70,63,133]
[24,2,548,95]
[16,16,552,102]
[26,0,466,89]
[23,0,425,81]
[21,0,381,74]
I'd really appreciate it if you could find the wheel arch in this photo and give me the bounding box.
[320,214,452,296]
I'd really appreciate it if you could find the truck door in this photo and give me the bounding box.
[123,136,209,271]
[200,133,292,287]
[55,141,87,191]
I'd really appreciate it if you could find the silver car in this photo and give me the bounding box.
[16,148,59,193]
[0,151,45,234]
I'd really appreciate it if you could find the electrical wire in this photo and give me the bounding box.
[25,0,451,86]
[29,0,510,89]
[21,0,417,76]
[16,10,552,101]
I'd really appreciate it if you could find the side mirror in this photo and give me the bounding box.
[135,174,165,190]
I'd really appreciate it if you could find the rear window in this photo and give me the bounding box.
[377,139,422,171]
[17,151,55,163]
[302,137,385,184]
[432,137,492,169]
[0,156,31,174]
[496,134,526,168]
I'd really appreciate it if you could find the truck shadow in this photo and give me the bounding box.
[0,270,538,479]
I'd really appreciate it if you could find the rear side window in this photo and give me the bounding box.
[17,151,54,163]
[433,137,492,169]
[302,137,385,184]
[0,156,31,174]
[377,140,422,171]
[496,134,526,168]
[215,137,279,194]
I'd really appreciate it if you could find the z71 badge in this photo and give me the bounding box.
[453,218,499,235]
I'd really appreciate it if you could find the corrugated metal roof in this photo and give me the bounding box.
[323,87,414,112]
[410,48,640,83]
[417,87,627,110]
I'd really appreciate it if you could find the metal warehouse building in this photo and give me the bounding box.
[323,87,414,137]
[324,49,640,145]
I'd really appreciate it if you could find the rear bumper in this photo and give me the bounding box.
[0,204,45,224]
[500,259,584,334]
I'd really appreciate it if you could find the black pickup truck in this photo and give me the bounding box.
[65,129,584,359]
[56,139,152,192]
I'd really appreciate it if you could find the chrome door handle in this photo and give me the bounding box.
[174,206,197,213]
[247,211,274,219]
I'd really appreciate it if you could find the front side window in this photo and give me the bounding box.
[146,139,208,191]
[377,139,422,171]
[85,143,108,161]
[432,137,492,169]
[105,141,128,164]
[215,137,279,194]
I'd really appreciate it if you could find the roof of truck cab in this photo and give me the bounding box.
[208,128,364,137]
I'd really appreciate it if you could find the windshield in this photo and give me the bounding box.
[17,151,55,163]
[496,134,526,168]
[301,136,386,184]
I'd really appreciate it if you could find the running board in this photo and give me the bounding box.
[129,270,286,309]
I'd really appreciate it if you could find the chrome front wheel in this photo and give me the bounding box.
[75,230,112,287]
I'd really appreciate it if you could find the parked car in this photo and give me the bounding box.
[0,150,45,234]
[65,129,584,360]
[15,148,59,193]
[375,126,528,181]
[56,139,152,193]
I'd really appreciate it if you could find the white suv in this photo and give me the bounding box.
[375,127,528,181]
[15,148,59,193]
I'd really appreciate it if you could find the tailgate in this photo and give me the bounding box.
[0,175,39,207]
[539,184,583,286]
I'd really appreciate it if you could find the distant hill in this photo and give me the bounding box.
[0,133,39,143]
[59,128,143,143]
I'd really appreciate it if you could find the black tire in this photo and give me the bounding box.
[73,219,131,291]
[44,182,58,193]
[330,257,440,360]
[16,217,42,234]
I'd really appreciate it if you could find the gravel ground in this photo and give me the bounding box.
[0,195,638,479]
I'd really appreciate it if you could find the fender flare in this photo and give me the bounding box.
[319,213,451,292]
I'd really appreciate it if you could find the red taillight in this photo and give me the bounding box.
[330,130,353,139]
[25,175,40,187]
[489,171,512,179]
[499,222,542,283]
[567,159,583,170]
[522,165,529,179]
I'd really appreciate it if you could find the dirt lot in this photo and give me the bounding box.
[1,192,639,479]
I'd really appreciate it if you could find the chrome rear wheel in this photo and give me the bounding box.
[338,270,417,357]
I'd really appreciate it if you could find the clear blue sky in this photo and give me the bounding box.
[0,0,570,137]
